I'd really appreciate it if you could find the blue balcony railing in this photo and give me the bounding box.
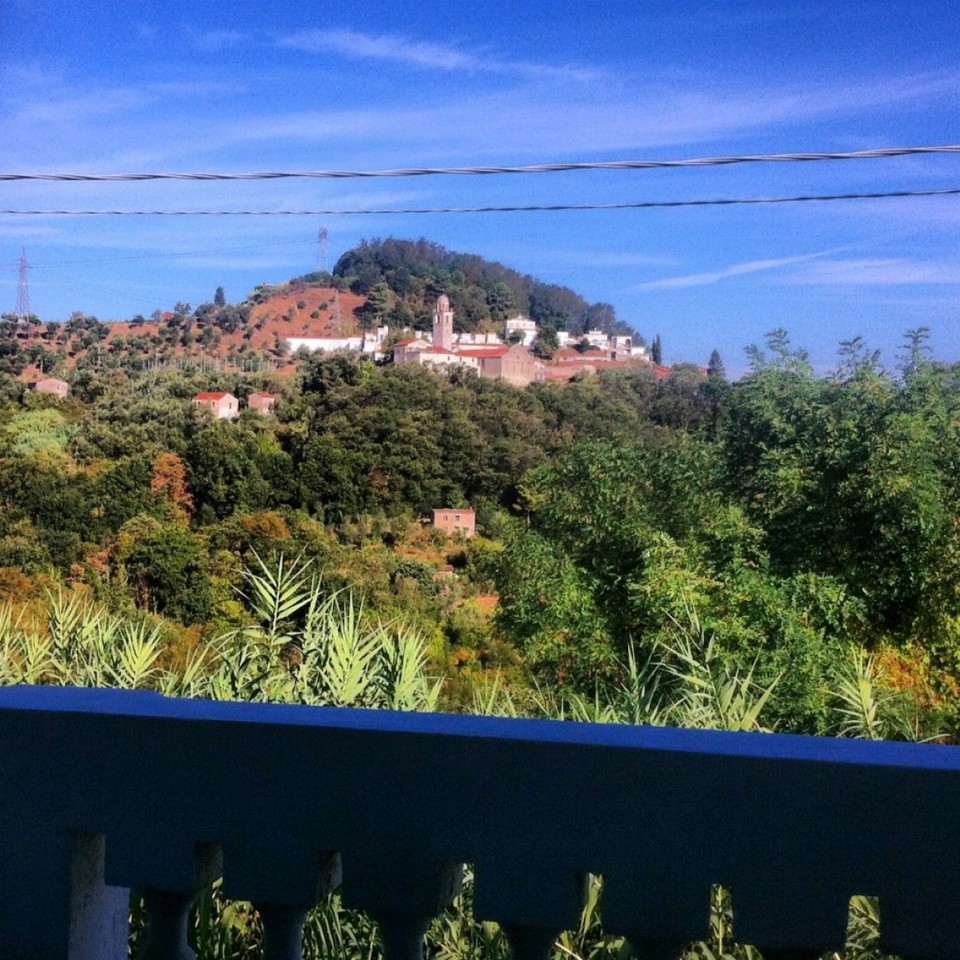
[1,685,958,960]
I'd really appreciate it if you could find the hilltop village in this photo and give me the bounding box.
[390,295,652,386]
[5,236,672,391]
[16,289,664,401]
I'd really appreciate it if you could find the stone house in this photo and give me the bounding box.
[27,377,69,398]
[457,344,545,387]
[192,391,239,419]
[247,391,276,415]
[432,508,476,538]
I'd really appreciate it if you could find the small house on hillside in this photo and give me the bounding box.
[192,391,239,419]
[27,377,68,398]
[247,391,276,415]
[432,508,476,538]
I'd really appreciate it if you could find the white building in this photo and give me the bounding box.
[286,326,389,360]
[504,316,538,346]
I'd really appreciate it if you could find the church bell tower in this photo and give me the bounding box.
[432,294,454,351]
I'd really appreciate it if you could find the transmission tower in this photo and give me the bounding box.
[14,248,30,320]
[317,226,328,273]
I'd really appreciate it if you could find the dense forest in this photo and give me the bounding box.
[330,237,637,337]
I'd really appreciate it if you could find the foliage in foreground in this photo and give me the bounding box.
[0,561,919,960]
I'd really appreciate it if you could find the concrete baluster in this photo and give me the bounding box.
[372,911,432,960]
[69,831,130,960]
[471,859,587,960]
[626,938,687,960]
[255,902,311,960]
[343,856,462,960]
[139,890,196,960]
[221,847,341,960]
[501,924,561,960]
[108,842,221,960]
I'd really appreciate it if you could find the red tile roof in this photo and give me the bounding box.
[456,347,509,358]
[194,391,231,401]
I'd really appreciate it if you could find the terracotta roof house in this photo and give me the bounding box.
[247,391,276,415]
[432,508,476,538]
[192,391,239,419]
[27,377,69,398]
[460,344,545,387]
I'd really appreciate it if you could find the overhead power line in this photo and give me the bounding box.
[2,145,960,182]
[2,186,959,216]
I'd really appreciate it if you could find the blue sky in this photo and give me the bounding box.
[2,0,959,375]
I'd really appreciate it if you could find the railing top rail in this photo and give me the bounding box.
[3,684,960,958]
[0,682,956,771]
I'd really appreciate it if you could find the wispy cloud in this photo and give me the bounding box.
[637,251,831,290]
[785,258,960,285]
[277,28,598,81]
[0,224,58,239]
[640,255,960,292]
[16,88,154,125]
[13,79,237,128]
[208,64,960,164]
[280,28,475,70]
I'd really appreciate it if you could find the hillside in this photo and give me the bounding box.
[1,281,367,379]
[1,238,647,379]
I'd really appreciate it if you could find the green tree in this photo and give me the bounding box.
[486,281,515,322]
[532,324,559,360]
[124,522,213,624]
[353,282,392,331]
[651,334,663,365]
[707,349,726,380]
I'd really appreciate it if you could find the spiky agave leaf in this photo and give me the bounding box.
[829,647,910,740]
[237,550,317,640]
[378,616,441,712]
[662,614,778,732]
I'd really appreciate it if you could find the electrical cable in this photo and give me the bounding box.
[2,186,959,216]
[2,144,959,182]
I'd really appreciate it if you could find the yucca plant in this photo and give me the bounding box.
[563,644,669,727]
[0,590,167,690]
[555,875,630,960]
[829,647,913,741]
[661,617,778,733]
[211,552,440,711]
[428,868,509,960]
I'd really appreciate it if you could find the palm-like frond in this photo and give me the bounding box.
[663,615,778,733]
[237,550,316,639]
